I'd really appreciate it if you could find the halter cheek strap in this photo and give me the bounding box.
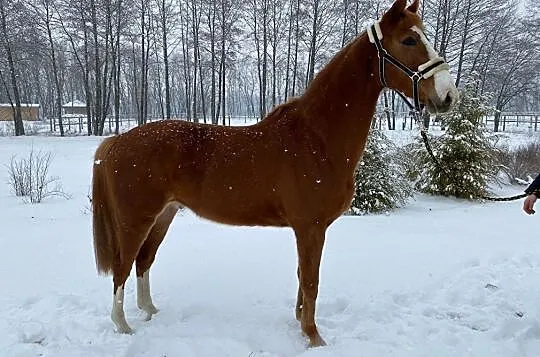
[367,21,449,114]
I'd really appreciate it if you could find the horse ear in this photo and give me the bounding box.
[407,0,420,13]
[385,0,407,20]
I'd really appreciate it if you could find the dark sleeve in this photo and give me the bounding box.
[525,173,540,194]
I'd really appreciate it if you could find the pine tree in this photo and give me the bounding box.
[407,84,500,199]
[350,128,413,215]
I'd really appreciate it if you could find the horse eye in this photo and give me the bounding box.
[402,37,417,46]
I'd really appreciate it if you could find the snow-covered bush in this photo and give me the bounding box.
[497,140,540,185]
[7,148,68,203]
[406,85,500,199]
[349,128,414,214]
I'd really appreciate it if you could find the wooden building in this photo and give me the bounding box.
[62,100,87,116]
[0,104,40,121]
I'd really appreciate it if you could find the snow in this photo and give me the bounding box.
[1,135,540,357]
[62,100,87,108]
[0,103,40,108]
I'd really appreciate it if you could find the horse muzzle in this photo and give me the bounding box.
[426,86,458,114]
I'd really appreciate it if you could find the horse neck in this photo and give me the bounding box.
[299,34,382,164]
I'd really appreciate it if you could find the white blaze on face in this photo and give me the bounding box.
[411,26,458,103]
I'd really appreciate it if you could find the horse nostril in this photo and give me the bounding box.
[444,93,453,105]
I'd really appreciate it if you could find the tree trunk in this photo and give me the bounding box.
[45,1,64,136]
[191,0,200,123]
[455,0,471,87]
[383,91,391,129]
[198,44,207,123]
[422,110,430,130]
[271,0,277,107]
[391,91,396,130]
[98,0,113,135]
[180,10,192,121]
[113,0,122,134]
[341,0,349,47]
[494,111,500,132]
[261,0,268,117]
[0,0,24,136]
[161,0,171,120]
[207,0,217,124]
[216,58,222,124]
[284,0,293,100]
[143,24,151,123]
[306,0,319,85]
[220,0,226,125]
[139,0,148,126]
[291,0,300,96]
[90,0,102,134]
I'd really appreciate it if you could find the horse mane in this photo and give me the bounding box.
[259,97,302,124]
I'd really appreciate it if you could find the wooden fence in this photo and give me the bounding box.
[44,111,540,135]
[485,113,540,132]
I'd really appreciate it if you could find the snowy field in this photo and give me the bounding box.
[2,132,540,357]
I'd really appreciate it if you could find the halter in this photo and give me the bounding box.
[367,21,450,116]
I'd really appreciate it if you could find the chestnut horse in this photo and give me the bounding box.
[92,0,458,347]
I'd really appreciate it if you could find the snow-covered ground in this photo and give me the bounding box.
[2,134,540,357]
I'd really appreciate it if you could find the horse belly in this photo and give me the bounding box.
[190,193,288,227]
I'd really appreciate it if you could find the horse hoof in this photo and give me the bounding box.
[115,324,134,334]
[138,303,159,314]
[144,305,159,315]
[308,335,327,348]
[111,311,134,334]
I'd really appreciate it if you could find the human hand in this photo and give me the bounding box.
[523,194,537,215]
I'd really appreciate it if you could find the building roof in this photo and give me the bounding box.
[0,103,40,107]
[63,100,86,108]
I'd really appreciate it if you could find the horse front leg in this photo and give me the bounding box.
[294,224,327,348]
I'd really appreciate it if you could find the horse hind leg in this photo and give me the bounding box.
[110,238,141,334]
[135,204,178,321]
[110,221,155,334]
[111,283,133,334]
[136,271,158,320]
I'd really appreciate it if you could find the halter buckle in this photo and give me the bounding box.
[411,73,422,82]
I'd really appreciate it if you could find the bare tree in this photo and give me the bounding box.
[0,0,25,135]
[0,0,537,136]
[37,0,65,136]
[156,0,174,120]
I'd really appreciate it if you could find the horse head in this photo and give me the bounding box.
[372,0,458,114]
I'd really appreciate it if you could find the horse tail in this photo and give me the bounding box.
[92,136,118,275]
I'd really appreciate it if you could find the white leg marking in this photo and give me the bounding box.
[111,285,133,334]
[137,270,158,321]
